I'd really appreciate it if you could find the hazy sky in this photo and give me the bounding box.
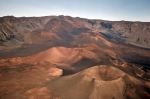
[0,0,150,21]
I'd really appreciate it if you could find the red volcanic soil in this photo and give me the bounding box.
[0,15,150,99]
[47,65,150,99]
[0,46,101,72]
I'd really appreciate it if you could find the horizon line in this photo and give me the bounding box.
[0,15,149,22]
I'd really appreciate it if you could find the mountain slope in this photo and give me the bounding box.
[0,15,150,99]
[0,15,150,49]
[48,65,150,99]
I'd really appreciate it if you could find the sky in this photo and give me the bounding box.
[0,0,150,22]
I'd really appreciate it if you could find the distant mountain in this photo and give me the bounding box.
[0,15,150,49]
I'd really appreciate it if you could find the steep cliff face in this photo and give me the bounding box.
[0,16,52,47]
[0,15,150,49]
[73,17,150,48]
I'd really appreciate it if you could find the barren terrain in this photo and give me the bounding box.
[0,15,150,99]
